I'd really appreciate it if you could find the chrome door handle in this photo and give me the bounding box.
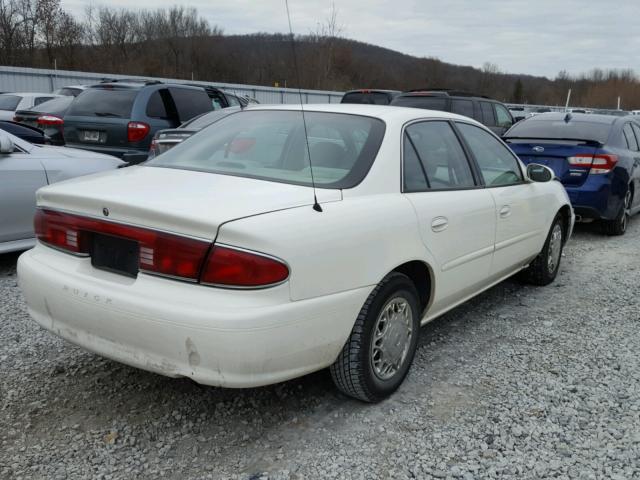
[499,205,512,218]
[431,216,449,232]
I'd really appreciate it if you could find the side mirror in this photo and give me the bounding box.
[0,133,14,154]
[526,163,554,183]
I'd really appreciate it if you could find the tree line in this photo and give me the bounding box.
[1,0,640,109]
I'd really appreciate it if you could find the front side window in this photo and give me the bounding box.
[226,94,241,107]
[457,122,523,186]
[147,110,385,189]
[494,104,513,128]
[403,121,476,191]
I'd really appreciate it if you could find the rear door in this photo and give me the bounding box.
[456,122,548,279]
[0,146,48,242]
[402,120,496,312]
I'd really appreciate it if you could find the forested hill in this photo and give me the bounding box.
[1,2,638,108]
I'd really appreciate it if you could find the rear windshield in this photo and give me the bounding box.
[147,110,386,189]
[181,107,241,129]
[505,117,611,144]
[341,92,392,105]
[27,96,73,114]
[0,95,21,111]
[391,96,448,111]
[66,88,137,118]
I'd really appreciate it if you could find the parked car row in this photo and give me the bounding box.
[0,81,258,163]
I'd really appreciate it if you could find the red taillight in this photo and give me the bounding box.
[567,153,618,174]
[127,122,150,143]
[34,209,210,280]
[13,115,21,122]
[200,246,289,288]
[34,209,88,254]
[37,115,64,126]
[34,209,290,287]
[590,154,618,174]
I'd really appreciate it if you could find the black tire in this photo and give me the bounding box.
[330,272,421,402]
[601,189,631,236]
[520,214,565,286]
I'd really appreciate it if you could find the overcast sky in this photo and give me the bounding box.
[61,0,640,79]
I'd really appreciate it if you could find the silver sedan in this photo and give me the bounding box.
[0,129,123,253]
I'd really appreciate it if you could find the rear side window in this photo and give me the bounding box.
[404,121,476,190]
[341,92,392,105]
[480,102,495,126]
[451,99,474,119]
[392,96,448,111]
[34,96,55,106]
[0,95,21,111]
[169,87,212,122]
[67,88,137,118]
[457,122,523,186]
[623,123,639,151]
[146,90,170,119]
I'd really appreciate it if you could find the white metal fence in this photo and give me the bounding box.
[0,65,344,104]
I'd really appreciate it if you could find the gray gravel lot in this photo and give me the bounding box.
[1,221,640,480]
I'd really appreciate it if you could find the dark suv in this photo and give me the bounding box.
[63,80,213,163]
[391,89,514,136]
[341,89,401,105]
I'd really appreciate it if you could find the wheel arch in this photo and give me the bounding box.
[557,204,572,245]
[389,260,434,316]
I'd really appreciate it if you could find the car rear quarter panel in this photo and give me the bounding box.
[216,194,434,303]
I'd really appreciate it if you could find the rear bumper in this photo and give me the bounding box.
[18,245,369,388]
[565,178,621,221]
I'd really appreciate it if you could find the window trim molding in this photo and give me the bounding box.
[452,120,526,188]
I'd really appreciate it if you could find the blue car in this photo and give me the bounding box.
[504,113,640,235]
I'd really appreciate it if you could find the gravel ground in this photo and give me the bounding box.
[1,220,640,480]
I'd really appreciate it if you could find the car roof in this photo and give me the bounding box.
[246,103,485,125]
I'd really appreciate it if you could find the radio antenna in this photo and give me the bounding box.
[285,0,323,212]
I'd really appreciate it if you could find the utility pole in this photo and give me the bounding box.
[564,89,572,112]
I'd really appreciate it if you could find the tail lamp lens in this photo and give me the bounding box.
[34,209,209,280]
[567,154,618,174]
[200,246,289,287]
[34,209,289,288]
[37,115,64,126]
[127,122,150,143]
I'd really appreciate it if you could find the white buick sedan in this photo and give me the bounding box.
[18,104,573,402]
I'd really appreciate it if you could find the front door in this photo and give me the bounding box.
[0,149,48,243]
[455,122,547,279]
[402,120,496,314]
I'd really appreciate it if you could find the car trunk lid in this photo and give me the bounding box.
[36,165,342,240]
[506,140,600,186]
